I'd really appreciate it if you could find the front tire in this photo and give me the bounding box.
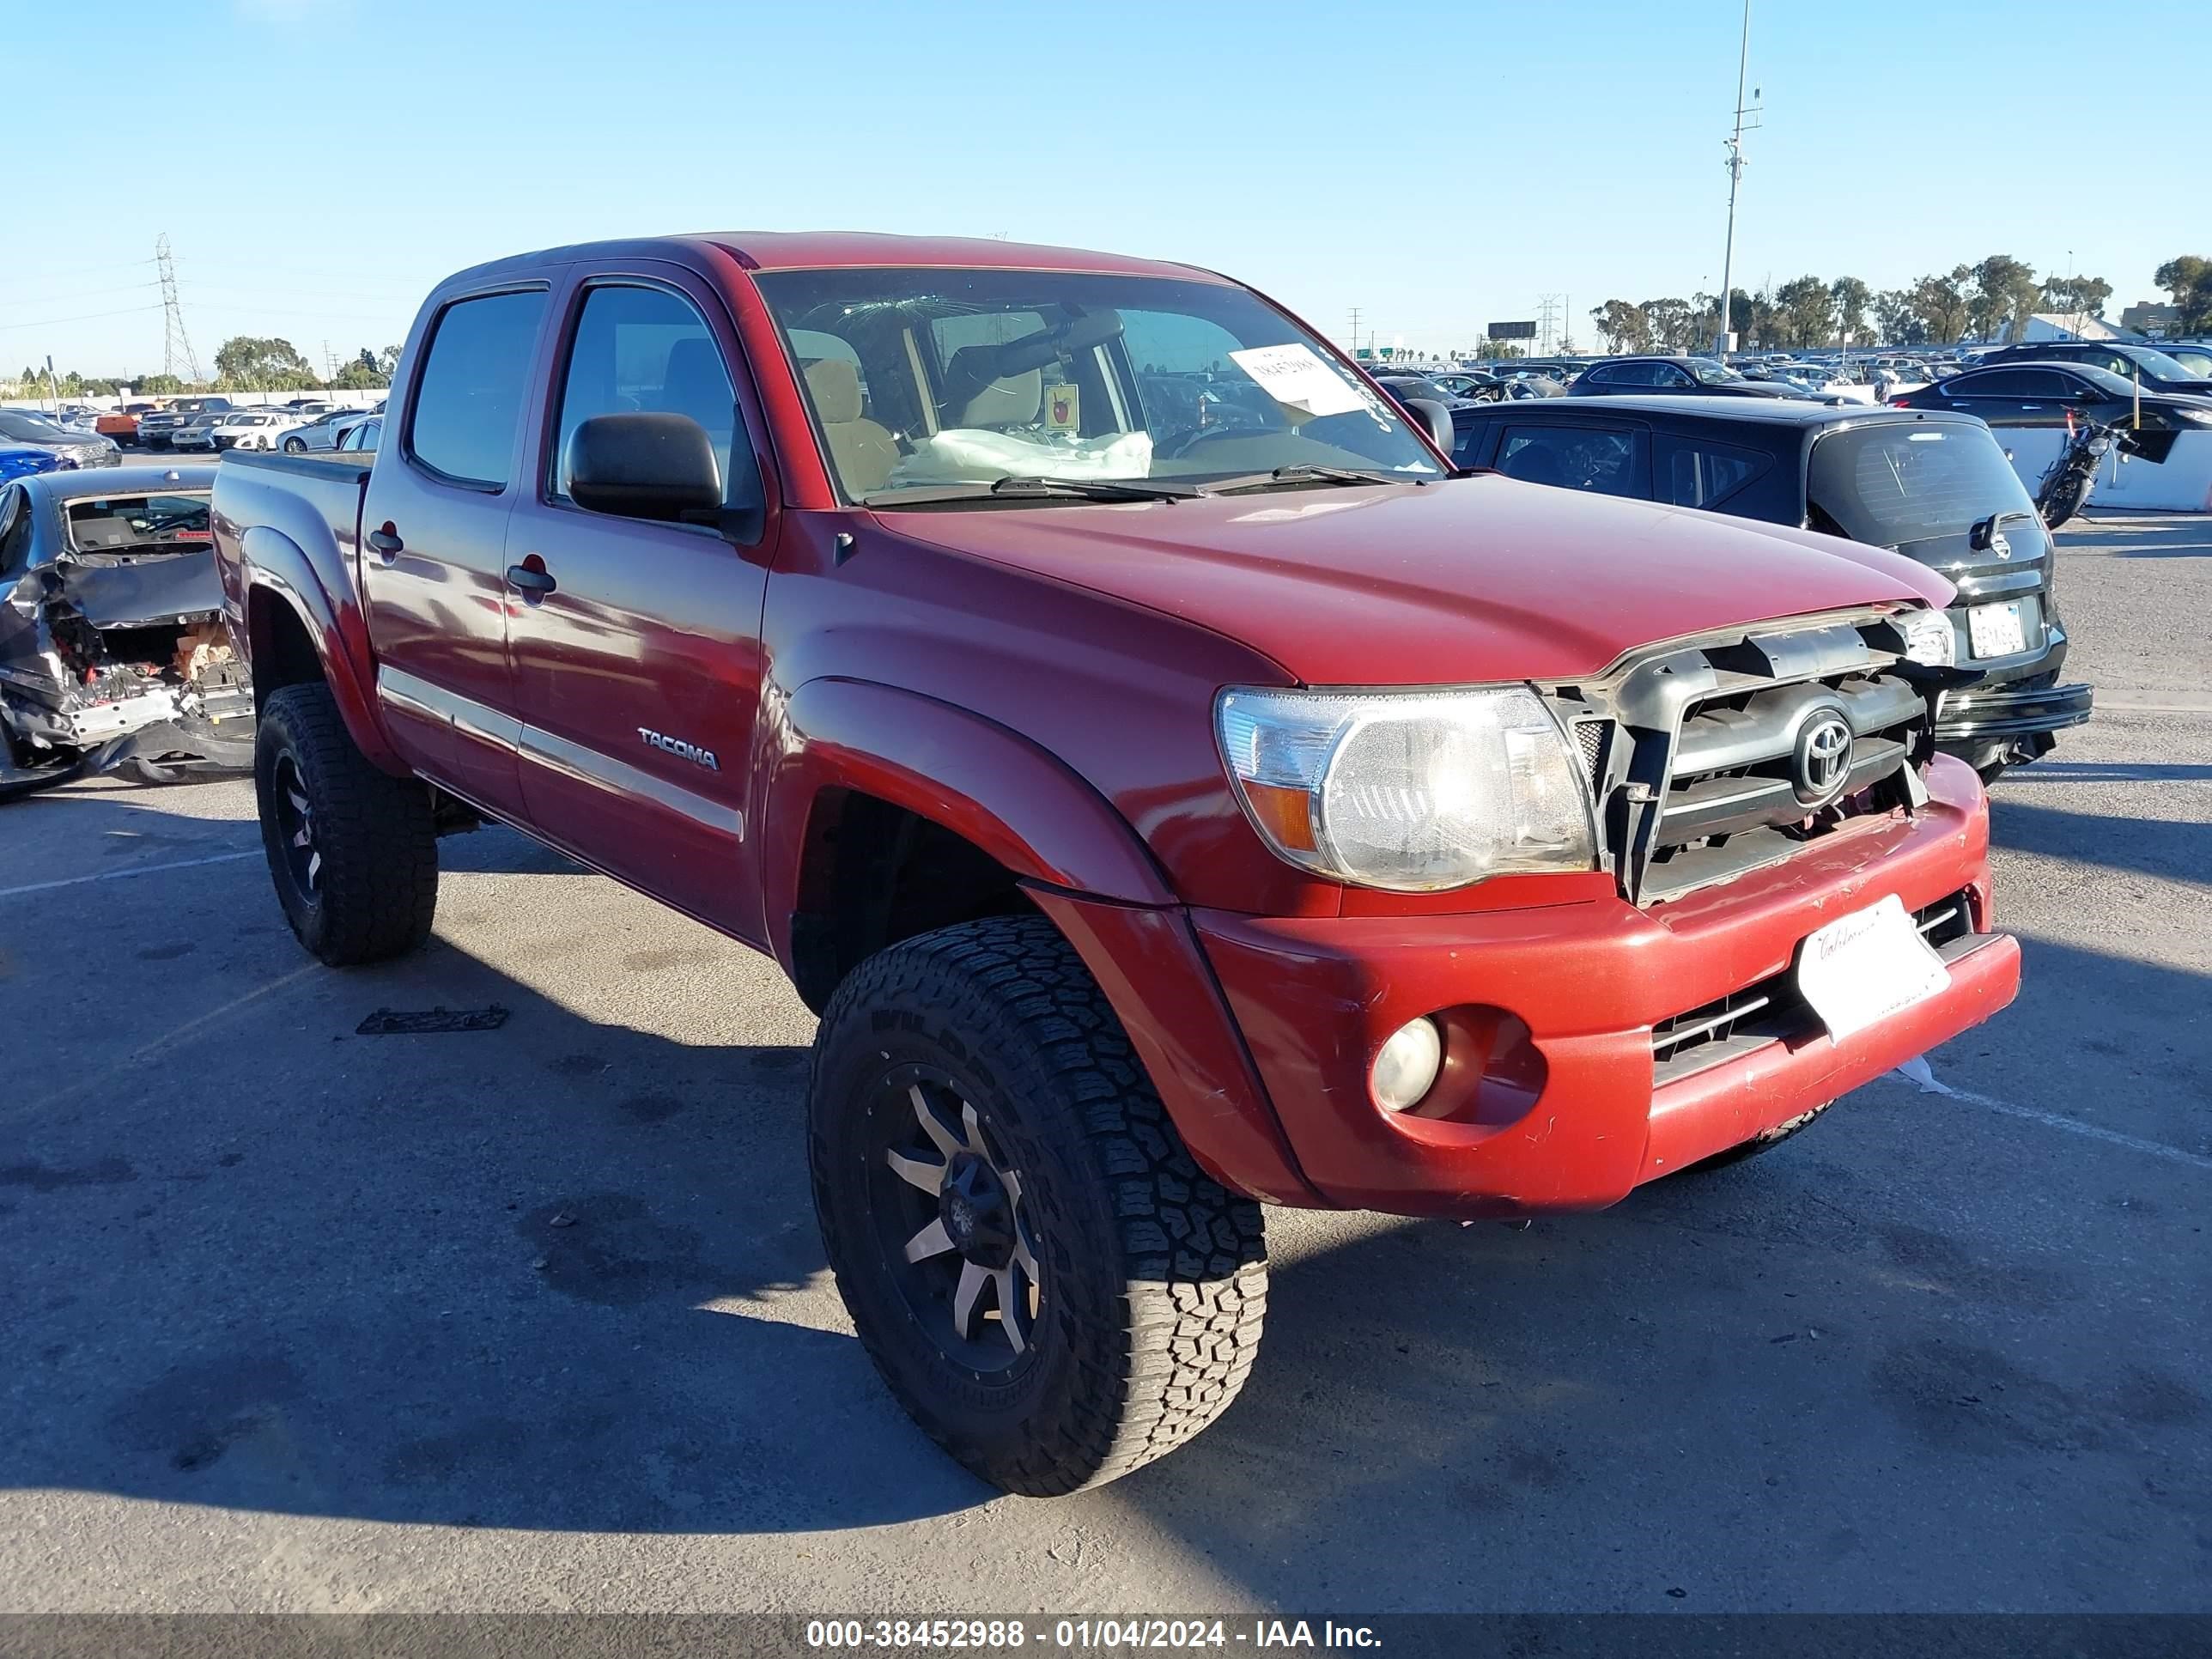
[810,915,1268,1496]
[283,437,307,453]
[254,682,438,965]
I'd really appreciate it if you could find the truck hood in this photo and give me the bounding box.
[877,473,1954,685]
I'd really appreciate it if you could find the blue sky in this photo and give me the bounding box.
[8,0,2206,373]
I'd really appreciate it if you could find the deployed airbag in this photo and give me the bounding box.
[893,428,1155,486]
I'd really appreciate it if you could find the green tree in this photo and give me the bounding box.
[1829,276,1872,345]
[1911,267,1972,343]
[1589,300,1651,355]
[137,374,185,395]
[327,347,391,390]
[1642,297,1695,353]
[375,344,403,380]
[212,335,319,392]
[1966,254,2039,342]
[1872,289,1920,346]
[2153,256,2208,307]
[1773,275,1835,347]
[2039,275,2112,321]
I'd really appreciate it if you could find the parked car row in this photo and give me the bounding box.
[82,394,383,451]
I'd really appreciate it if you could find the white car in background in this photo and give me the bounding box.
[208,410,309,452]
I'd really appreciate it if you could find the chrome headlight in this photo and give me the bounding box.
[1898,606,1956,668]
[1216,685,1596,891]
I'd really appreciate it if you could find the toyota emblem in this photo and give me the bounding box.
[1792,710,1854,807]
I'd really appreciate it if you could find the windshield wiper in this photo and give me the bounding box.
[1199,464,1429,495]
[863,475,1198,507]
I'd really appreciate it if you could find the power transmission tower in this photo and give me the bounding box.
[1713,0,1762,355]
[1536,294,1563,356]
[1347,307,1363,357]
[156,234,204,386]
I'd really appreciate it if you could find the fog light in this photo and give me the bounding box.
[1371,1017,1443,1112]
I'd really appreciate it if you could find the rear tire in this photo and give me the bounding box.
[254,682,438,965]
[810,914,1268,1496]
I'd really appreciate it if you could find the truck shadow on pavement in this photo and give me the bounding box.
[0,817,993,1534]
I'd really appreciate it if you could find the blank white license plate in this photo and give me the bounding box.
[1967,601,2027,659]
[1795,894,1951,1042]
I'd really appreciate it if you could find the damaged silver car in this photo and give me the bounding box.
[0,466,254,798]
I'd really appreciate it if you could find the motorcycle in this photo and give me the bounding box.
[2034,415,2138,531]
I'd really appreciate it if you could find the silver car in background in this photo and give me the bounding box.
[278,404,382,453]
[0,408,121,467]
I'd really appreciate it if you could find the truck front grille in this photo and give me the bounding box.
[1553,611,1940,904]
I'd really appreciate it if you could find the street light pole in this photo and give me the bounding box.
[1714,0,1756,356]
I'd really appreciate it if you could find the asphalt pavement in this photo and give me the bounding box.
[0,515,2206,1614]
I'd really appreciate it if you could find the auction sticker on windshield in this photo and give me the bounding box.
[1795,894,1950,1042]
[1228,343,1370,418]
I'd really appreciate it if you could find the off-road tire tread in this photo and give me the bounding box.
[811,914,1267,1496]
[257,682,437,965]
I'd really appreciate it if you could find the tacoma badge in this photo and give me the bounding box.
[638,727,720,770]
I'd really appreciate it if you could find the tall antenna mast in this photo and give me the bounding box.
[157,234,204,386]
[1712,1,1761,356]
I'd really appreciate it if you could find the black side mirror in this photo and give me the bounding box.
[1404,397,1455,453]
[567,412,724,524]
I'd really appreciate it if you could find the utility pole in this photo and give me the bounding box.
[156,234,204,386]
[1713,0,1761,356]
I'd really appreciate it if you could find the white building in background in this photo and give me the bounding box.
[1996,312,2140,345]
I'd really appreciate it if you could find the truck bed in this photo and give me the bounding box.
[210,449,374,572]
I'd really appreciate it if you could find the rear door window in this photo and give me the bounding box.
[407,289,548,488]
[1656,435,1770,508]
[1495,424,1644,496]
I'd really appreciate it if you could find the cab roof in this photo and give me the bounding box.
[446,232,1223,289]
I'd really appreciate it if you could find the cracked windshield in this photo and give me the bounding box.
[756,269,1443,501]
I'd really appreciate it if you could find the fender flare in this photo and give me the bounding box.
[759,676,1174,966]
[237,523,404,774]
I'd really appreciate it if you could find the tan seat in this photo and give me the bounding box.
[957,368,1042,428]
[804,359,897,495]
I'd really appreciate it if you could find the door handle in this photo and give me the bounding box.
[506,562,557,598]
[367,525,404,557]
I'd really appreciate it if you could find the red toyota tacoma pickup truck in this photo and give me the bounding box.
[210,233,2020,1496]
